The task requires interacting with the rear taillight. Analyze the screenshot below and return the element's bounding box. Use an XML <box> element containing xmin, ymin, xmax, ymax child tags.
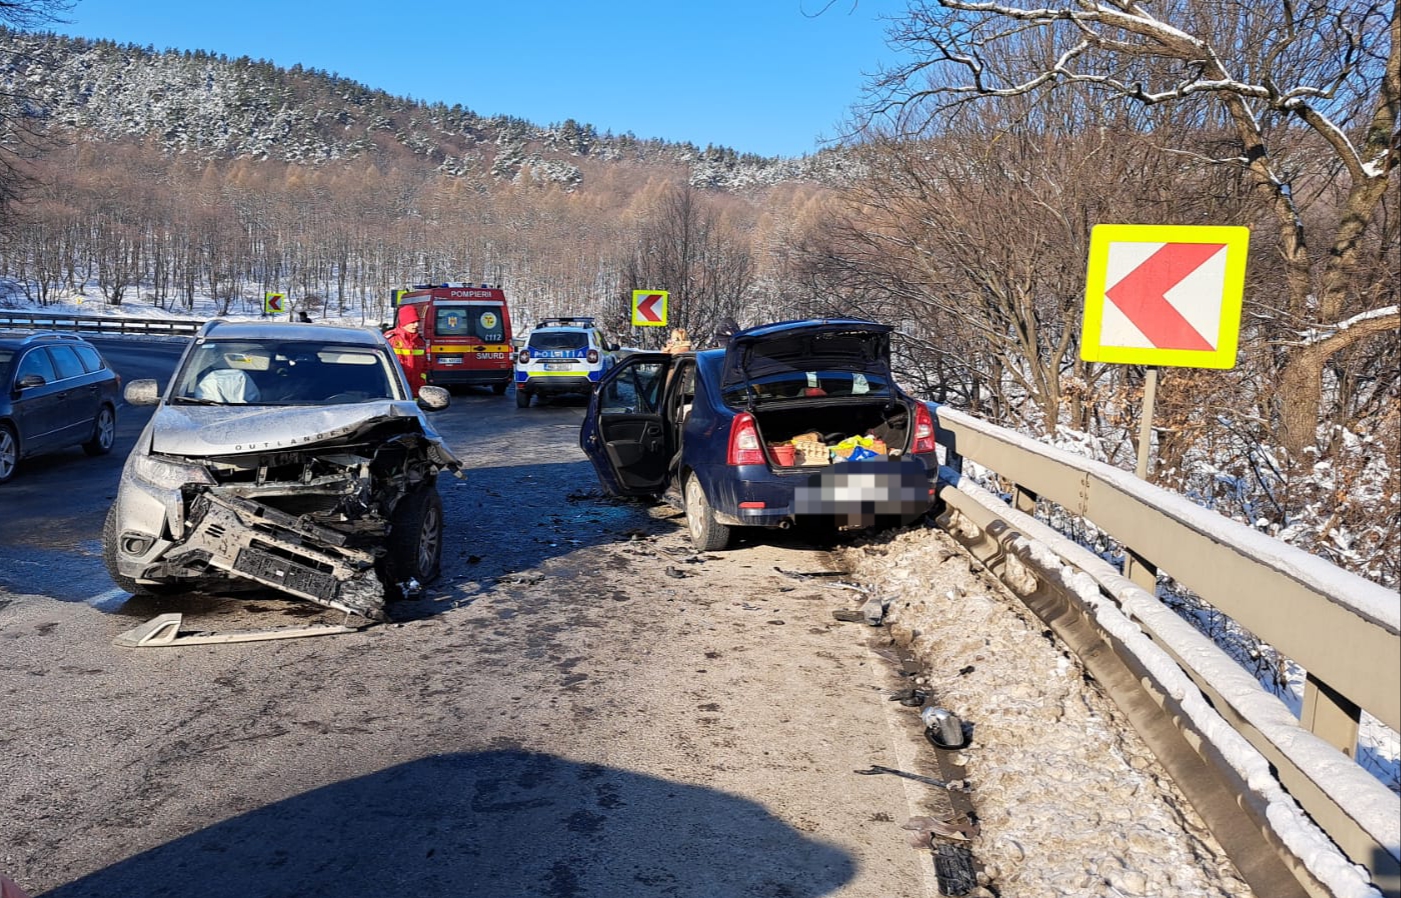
<box><xmin>912</xmin><ymin>402</ymin><xmax>937</xmax><ymax>454</ymax></box>
<box><xmin>587</xmin><ymin>349</ymin><xmax>599</xmax><ymax>364</ymax></box>
<box><xmin>517</xmin><ymin>349</ymin><xmax>530</xmax><ymax>364</ymax></box>
<box><xmin>726</xmin><ymin>412</ymin><xmax>765</xmax><ymax>466</ymax></box>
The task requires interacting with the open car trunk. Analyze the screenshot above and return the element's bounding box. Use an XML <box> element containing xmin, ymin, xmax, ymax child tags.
<box><xmin>750</xmin><ymin>398</ymin><xmax>913</xmax><ymax>467</ymax></box>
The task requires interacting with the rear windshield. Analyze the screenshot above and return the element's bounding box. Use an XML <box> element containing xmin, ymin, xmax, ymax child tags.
<box><xmin>433</xmin><ymin>304</ymin><xmax>507</xmax><ymax>342</ymax></box>
<box><xmin>529</xmin><ymin>331</ymin><xmax>588</xmax><ymax>352</ymax></box>
<box><xmin>721</xmin><ymin>369</ymin><xmax>893</xmax><ymax>407</ymax></box>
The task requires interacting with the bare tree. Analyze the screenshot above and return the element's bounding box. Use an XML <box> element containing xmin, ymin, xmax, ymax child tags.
<box><xmin>619</xmin><ymin>183</ymin><xmax>756</xmax><ymax>348</ymax></box>
<box><xmin>864</xmin><ymin>0</ymin><xmax>1400</xmax><ymax>461</ymax></box>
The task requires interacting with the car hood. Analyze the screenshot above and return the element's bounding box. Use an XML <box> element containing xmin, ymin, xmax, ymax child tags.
<box><xmin>147</xmin><ymin>400</ymin><xmax>462</xmax><ymax>467</ymax></box>
<box><xmin>720</xmin><ymin>318</ymin><xmax>894</xmax><ymax>391</ymax></box>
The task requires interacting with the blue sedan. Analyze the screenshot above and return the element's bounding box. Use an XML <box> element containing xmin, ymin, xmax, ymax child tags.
<box><xmin>579</xmin><ymin>318</ymin><xmax>944</xmax><ymax>550</ymax></box>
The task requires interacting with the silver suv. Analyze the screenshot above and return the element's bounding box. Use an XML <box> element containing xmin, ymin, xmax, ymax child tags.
<box><xmin>513</xmin><ymin>317</ymin><xmax>619</xmax><ymax>408</ymax></box>
<box><xmin>102</xmin><ymin>320</ymin><xmax>462</xmax><ymax>622</ymax></box>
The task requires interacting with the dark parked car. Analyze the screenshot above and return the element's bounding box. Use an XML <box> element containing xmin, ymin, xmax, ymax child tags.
<box><xmin>0</xmin><ymin>332</ymin><xmax>120</xmax><ymax>484</ymax></box>
<box><xmin>580</xmin><ymin>318</ymin><xmax>945</xmax><ymax>550</ymax></box>
<box><xmin>103</xmin><ymin>320</ymin><xmax>462</xmax><ymax>622</ymax></box>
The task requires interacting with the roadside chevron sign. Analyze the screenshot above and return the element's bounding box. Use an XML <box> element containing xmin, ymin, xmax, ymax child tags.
<box><xmin>264</xmin><ymin>292</ymin><xmax>286</xmax><ymax>315</ymax></box>
<box><xmin>631</xmin><ymin>290</ymin><xmax>668</xmax><ymax>327</ymax></box>
<box><xmin>1081</xmin><ymin>224</ymin><xmax>1249</xmax><ymax>369</ymax></box>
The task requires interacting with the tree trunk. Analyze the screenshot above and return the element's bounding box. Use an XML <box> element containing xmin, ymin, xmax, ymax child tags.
<box><xmin>1276</xmin><ymin>311</ymin><xmax>1401</xmax><ymax>458</ymax></box>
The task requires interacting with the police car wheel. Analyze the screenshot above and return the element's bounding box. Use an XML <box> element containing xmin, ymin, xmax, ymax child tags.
<box><xmin>515</xmin><ymin>387</ymin><xmax>531</xmax><ymax>408</ymax></box>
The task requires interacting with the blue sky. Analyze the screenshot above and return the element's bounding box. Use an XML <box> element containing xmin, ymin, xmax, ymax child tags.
<box><xmin>49</xmin><ymin>0</ymin><xmax>911</xmax><ymax>159</ymax></box>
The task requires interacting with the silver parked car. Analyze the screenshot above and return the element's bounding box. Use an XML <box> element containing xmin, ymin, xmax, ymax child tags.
<box><xmin>103</xmin><ymin>320</ymin><xmax>462</xmax><ymax>622</ymax></box>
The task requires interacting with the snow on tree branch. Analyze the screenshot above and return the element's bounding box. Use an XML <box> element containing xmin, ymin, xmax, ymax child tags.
<box><xmin>1290</xmin><ymin>306</ymin><xmax>1401</xmax><ymax>348</ymax></box>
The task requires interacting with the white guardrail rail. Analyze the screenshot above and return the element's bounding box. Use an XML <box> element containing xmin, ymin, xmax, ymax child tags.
<box><xmin>0</xmin><ymin>310</ymin><xmax>203</xmax><ymax>336</ymax></box>
<box><xmin>929</xmin><ymin>404</ymin><xmax>1399</xmax><ymax>898</ymax></box>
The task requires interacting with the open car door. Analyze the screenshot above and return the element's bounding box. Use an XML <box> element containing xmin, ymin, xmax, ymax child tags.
<box><xmin>579</xmin><ymin>352</ymin><xmax>673</xmax><ymax>497</ymax></box>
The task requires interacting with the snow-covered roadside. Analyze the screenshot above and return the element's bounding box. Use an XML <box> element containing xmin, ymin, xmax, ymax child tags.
<box><xmin>835</xmin><ymin>527</ymin><xmax>1257</xmax><ymax>898</ymax></box>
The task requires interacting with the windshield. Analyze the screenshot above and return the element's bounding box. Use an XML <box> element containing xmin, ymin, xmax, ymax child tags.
<box><xmin>721</xmin><ymin>369</ymin><xmax>893</xmax><ymax>407</ymax></box>
<box><xmin>433</xmin><ymin>304</ymin><xmax>507</xmax><ymax>341</ymax></box>
<box><xmin>172</xmin><ymin>339</ymin><xmax>401</xmax><ymax>405</ymax></box>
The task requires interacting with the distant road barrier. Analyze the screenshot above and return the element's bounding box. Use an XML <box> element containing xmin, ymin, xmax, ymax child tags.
<box><xmin>0</xmin><ymin>310</ymin><xmax>202</xmax><ymax>336</ymax></box>
<box><xmin>930</xmin><ymin>404</ymin><xmax>1399</xmax><ymax>898</ymax></box>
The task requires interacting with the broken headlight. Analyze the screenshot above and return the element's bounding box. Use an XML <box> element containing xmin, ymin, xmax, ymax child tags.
<box><xmin>129</xmin><ymin>453</ymin><xmax>216</xmax><ymax>490</ymax></box>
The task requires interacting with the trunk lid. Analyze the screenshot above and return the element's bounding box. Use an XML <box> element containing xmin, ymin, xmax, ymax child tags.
<box><xmin>720</xmin><ymin>319</ymin><xmax>894</xmax><ymax>394</ymax></box>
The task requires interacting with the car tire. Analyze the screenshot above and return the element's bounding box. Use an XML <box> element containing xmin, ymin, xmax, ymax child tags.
<box><xmin>492</xmin><ymin>382</ymin><xmax>508</xmax><ymax>395</ymax></box>
<box><xmin>0</xmin><ymin>422</ymin><xmax>18</xmax><ymax>484</ymax></box>
<box><xmin>83</xmin><ymin>404</ymin><xmax>117</xmax><ymax>456</ymax></box>
<box><xmin>684</xmin><ymin>473</ymin><xmax>730</xmax><ymax>552</ymax></box>
<box><xmin>515</xmin><ymin>386</ymin><xmax>531</xmax><ymax>408</ymax></box>
<box><xmin>383</xmin><ymin>485</ymin><xmax>443</xmax><ymax>599</ymax></box>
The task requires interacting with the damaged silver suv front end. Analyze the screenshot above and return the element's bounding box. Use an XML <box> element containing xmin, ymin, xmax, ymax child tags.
<box><xmin>104</xmin><ymin>322</ymin><xmax>463</xmax><ymax>623</ymax></box>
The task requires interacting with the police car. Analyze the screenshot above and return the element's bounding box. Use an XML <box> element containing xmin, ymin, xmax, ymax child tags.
<box><xmin>514</xmin><ymin>317</ymin><xmax>620</xmax><ymax>407</ymax></box>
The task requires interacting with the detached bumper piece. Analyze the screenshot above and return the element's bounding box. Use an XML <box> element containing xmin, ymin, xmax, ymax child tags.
<box><xmin>113</xmin><ymin>613</ymin><xmax>361</xmax><ymax>648</ymax></box>
<box><xmin>172</xmin><ymin>492</ymin><xmax>387</xmax><ymax>621</ymax></box>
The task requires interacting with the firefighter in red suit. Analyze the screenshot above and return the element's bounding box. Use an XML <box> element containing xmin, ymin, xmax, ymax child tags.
<box><xmin>387</xmin><ymin>303</ymin><xmax>429</xmax><ymax>397</ymax></box>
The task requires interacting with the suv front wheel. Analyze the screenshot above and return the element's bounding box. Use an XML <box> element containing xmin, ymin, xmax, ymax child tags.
<box><xmin>383</xmin><ymin>485</ymin><xmax>443</xmax><ymax>599</ymax></box>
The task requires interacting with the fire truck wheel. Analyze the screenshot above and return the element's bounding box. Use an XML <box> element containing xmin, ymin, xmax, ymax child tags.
<box><xmin>492</xmin><ymin>382</ymin><xmax>508</xmax><ymax>395</ymax></box>
<box><xmin>515</xmin><ymin>386</ymin><xmax>531</xmax><ymax>408</ymax></box>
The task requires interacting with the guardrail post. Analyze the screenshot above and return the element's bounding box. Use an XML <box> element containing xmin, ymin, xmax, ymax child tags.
<box><xmin>1124</xmin><ymin>547</ymin><xmax>1158</xmax><ymax>594</ymax></box>
<box><xmin>1301</xmin><ymin>673</ymin><xmax>1361</xmax><ymax>757</ymax></box>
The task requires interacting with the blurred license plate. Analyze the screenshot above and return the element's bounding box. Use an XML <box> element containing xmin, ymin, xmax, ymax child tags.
<box><xmin>438</xmin><ymin>357</ymin><xmax>462</xmax><ymax>365</ymax></box>
<box><xmin>794</xmin><ymin>459</ymin><xmax>931</xmax><ymax>517</ymax></box>
<box><xmin>544</xmin><ymin>363</ymin><xmax>574</xmax><ymax>371</ymax></box>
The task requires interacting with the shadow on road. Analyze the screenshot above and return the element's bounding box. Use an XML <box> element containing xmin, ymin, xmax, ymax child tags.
<box><xmin>39</xmin><ymin>750</ymin><xmax>856</xmax><ymax>898</ymax></box>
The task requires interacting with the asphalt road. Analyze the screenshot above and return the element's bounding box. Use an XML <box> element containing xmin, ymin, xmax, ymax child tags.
<box><xmin>0</xmin><ymin>338</ymin><xmax>940</xmax><ymax>898</ymax></box>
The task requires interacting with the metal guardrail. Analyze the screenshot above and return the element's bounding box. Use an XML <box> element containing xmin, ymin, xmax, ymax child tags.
<box><xmin>930</xmin><ymin>404</ymin><xmax>1400</xmax><ymax>898</ymax></box>
<box><xmin>0</xmin><ymin>310</ymin><xmax>202</xmax><ymax>336</ymax></box>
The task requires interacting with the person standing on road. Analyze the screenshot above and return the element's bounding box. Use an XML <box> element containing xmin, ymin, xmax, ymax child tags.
<box><xmin>387</xmin><ymin>304</ymin><xmax>429</xmax><ymax>396</ymax></box>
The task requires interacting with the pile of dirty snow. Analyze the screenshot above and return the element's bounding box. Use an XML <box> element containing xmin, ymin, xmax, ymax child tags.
<box><xmin>834</xmin><ymin>526</ymin><xmax>1255</xmax><ymax>898</ymax></box>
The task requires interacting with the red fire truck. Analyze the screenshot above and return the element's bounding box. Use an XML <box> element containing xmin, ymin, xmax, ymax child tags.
<box><xmin>390</xmin><ymin>284</ymin><xmax>515</xmax><ymax>394</ymax></box>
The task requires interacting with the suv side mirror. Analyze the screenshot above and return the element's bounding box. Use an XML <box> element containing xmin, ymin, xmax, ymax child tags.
<box><xmin>16</xmin><ymin>373</ymin><xmax>46</xmax><ymax>390</ymax></box>
<box><xmin>124</xmin><ymin>379</ymin><xmax>162</xmax><ymax>406</ymax></box>
<box><xmin>417</xmin><ymin>385</ymin><xmax>450</xmax><ymax>411</ymax></box>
